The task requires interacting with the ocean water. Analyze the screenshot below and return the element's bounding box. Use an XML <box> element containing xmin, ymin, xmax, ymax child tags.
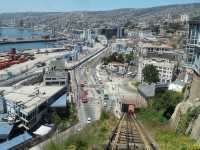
<box><xmin>0</xmin><ymin>27</ymin><xmax>59</xmax><ymax>52</ymax></box>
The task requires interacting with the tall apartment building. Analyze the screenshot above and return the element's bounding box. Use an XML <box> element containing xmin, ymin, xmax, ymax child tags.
<box><xmin>185</xmin><ymin>21</ymin><xmax>200</xmax><ymax>75</ymax></box>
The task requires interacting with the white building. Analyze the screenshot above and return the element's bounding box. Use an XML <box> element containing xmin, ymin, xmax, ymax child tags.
<box><xmin>72</xmin><ymin>29</ymin><xmax>85</xmax><ymax>41</ymax></box>
<box><xmin>137</xmin><ymin>57</ymin><xmax>176</xmax><ymax>83</ymax></box>
<box><xmin>180</xmin><ymin>14</ymin><xmax>189</xmax><ymax>23</ymax></box>
<box><xmin>168</xmin><ymin>80</ymin><xmax>185</xmax><ymax>92</ymax></box>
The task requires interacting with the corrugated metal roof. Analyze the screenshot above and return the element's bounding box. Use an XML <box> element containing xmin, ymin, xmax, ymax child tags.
<box><xmin>0</xmin><ymin>132</ymin><xmax>32</xmax><ymax>150</ymax></box>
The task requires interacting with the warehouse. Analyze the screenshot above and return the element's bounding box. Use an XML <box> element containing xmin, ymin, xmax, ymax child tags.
<box><xmin>0</xmin><ymin>85</ymin><xmax>67</xmax><ymax>130</ymax></box>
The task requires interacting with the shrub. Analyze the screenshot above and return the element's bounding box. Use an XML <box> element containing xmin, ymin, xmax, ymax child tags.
<box><xmin>100</xmin><ymin>111</ymin><xmax>109</xmax><ymax>121</ymax></box>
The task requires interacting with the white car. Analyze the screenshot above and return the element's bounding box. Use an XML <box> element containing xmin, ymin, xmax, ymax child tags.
<box><xmin>87</xmin><ymin>117</ymin><xmax>91</xmax><ymax>124</ymax></box>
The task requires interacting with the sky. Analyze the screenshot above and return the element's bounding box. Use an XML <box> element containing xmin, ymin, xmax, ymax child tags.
<box><xmin>0</xmin><ymin>0</ymin><xmax>200</xmax><ymax>12</ymax></box>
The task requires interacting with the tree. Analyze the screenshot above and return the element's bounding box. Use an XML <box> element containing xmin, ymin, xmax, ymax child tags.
<box><xmin>52</xmin><ymin>112</ymin><xmax>62</xmax><ymax>128</ymax></box>
<box><xmin>142</xmin><ymin>64</ymin><xmax>159</xmax><ymax>83</ymax></box>
<box><xmin>116</xmin><ymin>53</ymin><xmax>125</xmax><ymax>63</ymax></box>
<box><xmin>151</xmin><ymin>91</ymin><xmax>183</xmax><ymax>119</ymax></box>
<box><xmin>125</xmin><ymin>53</ymin><xmax>134</xmax><ymax>63</ymax></box>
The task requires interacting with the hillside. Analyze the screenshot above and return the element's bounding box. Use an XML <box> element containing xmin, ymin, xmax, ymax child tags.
<box><xmin>1</xmin><ymin>3</ymin><xmax>200</xmax><ymax>26</ymax></box>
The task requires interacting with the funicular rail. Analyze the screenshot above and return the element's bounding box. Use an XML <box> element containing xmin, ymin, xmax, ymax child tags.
<box><xmin>105</xmin><ymin>113</ymin><xmax>157</xmax><ymax>150</ymax></box>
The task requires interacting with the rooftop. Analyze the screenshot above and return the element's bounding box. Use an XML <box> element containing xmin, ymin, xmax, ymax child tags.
<box><xmin>173</xmin><ymin>80</ymin><xmax>185</xmax><ymax>87</ymax></box>
<box><xmin>0</xmin><ymin>132</ymin><xmax>32</xmax><ymax>150</ymax></box>
<box><xmin>138</xmin><ymin>83</ymin><xmax>156</xmax><ymax>99</ymax></box>
<box><xmin>0</xmin><ymin>122</ymin><xmax>13</xmax><ymax>139</ymax></box>
<box><xmin>45</xmin><ymin>71</ymin><xmax>68</xmax><ymax>78</ymax></box>
<box><xmin>140</xmin><ymin>43</ymin><xmax>173</xmax><ymax>49</ymax></box>
<box><xmin>1</xmin><ymin>86</ymin><xmax>64</xmax><ymax>113</ymax></box>
<box><xmin>143</xmin><ymin>57</ymin><xmax>175</xmax><ymax>65</ymax></box>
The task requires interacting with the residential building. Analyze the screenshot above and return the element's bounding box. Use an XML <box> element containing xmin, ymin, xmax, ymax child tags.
<box><xmin>185</xmin><ymin>21</ymin><xmax>200</xmax><ymax>75</ymax></box>
<box><xmin>137</xmin><ymin>57</ymin><xmax>176</xmax><ymax>83</ymax></box>
<box><xmin>117</xmin><ymin>27</ymin><xmax>124</xmax><ymax>38</ymax></box>
<box><xmin>100</xmin><ymin>27</ymin><xmax>124</xmax><ymax>39</ymax></box>
<box><xmin>139</xmin><ymin>42</ymin><xmax>177</xmax><ymax>61</ymax></box>
<box><xmin>139</xmin><ymin>43</ymin><xmax>174</xmax><ymax>55</ymax></box>
<box><xmin>180</xmin><ymin>14</ymin><xmax>189</xmax><ymax>23</ymax></box>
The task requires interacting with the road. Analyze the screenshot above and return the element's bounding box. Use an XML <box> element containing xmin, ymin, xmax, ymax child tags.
<box><xmin>76</xmin><ymin>47</ymin><xmax>110</xmax><ymax>124</ymax></box>
<box><xmin>29</xmin><ymin>44</ymin><xmax>110</xmax><ymax>150</ymax></box>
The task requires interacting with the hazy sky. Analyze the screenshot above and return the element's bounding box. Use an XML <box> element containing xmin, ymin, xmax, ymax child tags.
<box><xmin>0</xmin><ymin>0</ymin><xmax>200</xmax><ymax>12</ymax></box>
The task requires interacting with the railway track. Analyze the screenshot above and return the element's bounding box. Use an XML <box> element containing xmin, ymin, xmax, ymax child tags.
<box><xmin>106</xmin><ymin>113</ymin><xmax>157</xmax><ymax>150</ymax></box>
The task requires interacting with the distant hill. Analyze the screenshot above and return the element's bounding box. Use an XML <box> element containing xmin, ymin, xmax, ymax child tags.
<box><xmin>1</xmin><ymin>3</ymin><xmax>200</xmax><ymax>26</ymax></box>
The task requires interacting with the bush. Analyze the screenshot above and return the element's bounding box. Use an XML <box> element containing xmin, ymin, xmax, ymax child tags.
<box><xmin>137</xmin><ymin>108</ymin><xmax>167</xmax><ymax>124</ymax></box>
<box><xmin>100</xmin><ymin>111</ymin><xmax>109</xmax><ymax>121</ymax></box>
<box><xmin>176</xmin><ymin>114</ymin><xmax>189</xmax><ymax>134</ymax></box>
<box><xmin>150</xmin><ymin>91</ymin><xmax>183</xmax><ymax>119</ymax></box>
<box><xmin>44</xmin><ymin>140</ymin><xmax>64</xmax><ymax>150</ymax></box>
<box><xmin>177</xmin><ymin>106</ymin><xmax>200</xmax><ymax>134</ymax></box>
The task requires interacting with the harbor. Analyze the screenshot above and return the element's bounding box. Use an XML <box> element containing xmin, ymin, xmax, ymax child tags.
<box><xmin>0</xmin><ymin>27</ymin><xmax>60</xmax><ymax>52</ymax></box>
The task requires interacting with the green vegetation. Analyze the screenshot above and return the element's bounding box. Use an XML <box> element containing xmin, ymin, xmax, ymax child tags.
<box><xmin>45</xmin><ymin>111</ymin><xmax>118</xmax><ymax>150</ymax></box>
<box><xmin>150</xmin><ymin>90</ymin><xmax>183</xmax><ymax>119</ymax></box>
<box><xmin>163</xmin><ymin>23</ymin><xmax>183</xmax><ymax>34</ymax></box>
<box><xmin>102</xmin><ymin>52</ymin><xmax>134</xmax><ymax>65</ymax></box>
<box><xmin>170</xmin><ymin>34</ymin><xmax>185</xmax><ymax>49</ymax></box>
<box><xmin>154</xmin><ymin>129</ymin><xmax>197</xmax><ymax>150</ymax></box>
<box><xmin>52</xmin><ymin>103</ymin><xmax>78</xmax><ymax>131</ymax></box>
<box><xmin>135</xmin><ymin>90</ymin><xmax>198</xmax><ymax>150</ymax></box>
<box><xmin>137</xmin><ymin>90</ymin><xmax>182</xmax><ymax>123</ymax></box>
<box><xmin>176</xmin><ymin>106</ymin><xmax>200</xmax><ymax>135</ymax></box>
<box><xmin>142</xmin><ymin>64</ymin><xmax>159</xmax><ymax>84</ymax></box>
<box><xmin>191</xmin><ymin>16</ymin><xmax>200</xmax><ymax>21</ymax></box>
<box><xmin>137</xmin><ymin>108</ymin><xmax>197</xmax><ymax>150</ymax></box>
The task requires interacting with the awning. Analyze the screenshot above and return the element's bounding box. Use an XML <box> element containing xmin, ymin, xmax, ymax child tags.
<box><xmin>51</xmin><ymin>94</ymin><xmax>68</xmax><ymax>108</ymax></box>
<box><xmin>33</xmin><ymin>125</ymin><xmax>52</xmax><ymax>136</ymax></box>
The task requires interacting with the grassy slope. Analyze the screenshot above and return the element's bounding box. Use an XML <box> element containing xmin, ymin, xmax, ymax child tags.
<box><xmin>44</xmin><ymin>112</ymin><xmax>118</xmax><ymax>150</ymax></box>
<box><xmin>136</xmin><ymin>109</ymin><xmax>198</xmax><ymax>150</ymax></box>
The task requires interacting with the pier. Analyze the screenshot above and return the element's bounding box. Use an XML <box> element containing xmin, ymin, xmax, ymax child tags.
<box><xmin>0</xmin><ymin>37</ymin><xmax>67</xmax><ymax>44</ymax></box>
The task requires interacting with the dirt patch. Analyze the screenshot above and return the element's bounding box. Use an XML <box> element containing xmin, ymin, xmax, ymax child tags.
<box><xmin>189</xmin><ymin>75</ymin><xmax>200</xmax><ymax>102</ymax></box>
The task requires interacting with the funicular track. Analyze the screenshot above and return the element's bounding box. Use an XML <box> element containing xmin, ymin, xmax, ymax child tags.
<box><xmin>106</xmin><ymin>113</ymin><xmax>157</xmax><ymax>150</ymax></box>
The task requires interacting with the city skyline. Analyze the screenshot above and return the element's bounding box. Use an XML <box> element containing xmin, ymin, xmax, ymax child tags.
<box><xmin>0</xmin><ymin>0</ymin><xmax>200</xmax><ymax>12</ymax></box>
